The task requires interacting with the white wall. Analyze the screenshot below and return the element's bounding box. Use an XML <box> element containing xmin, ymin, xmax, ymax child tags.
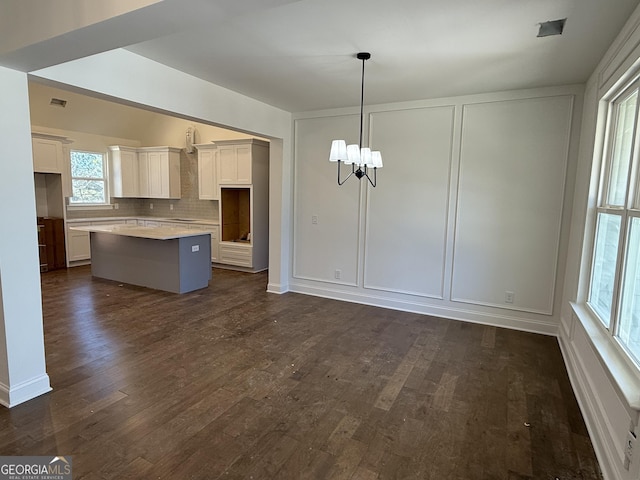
<box><xmin>291</xmin><ymin>86</ymin><xmax>581</xmax><ymax>335</ymax></box>
<box><xmin>0</xmin><ymin>67</ymin><xmax>51</xmax><ymax>407</ymax></box>
<box><xmin>559</xmin><ymin>4</ymin><xmax>640</xmax><ymax>479</ymax></box>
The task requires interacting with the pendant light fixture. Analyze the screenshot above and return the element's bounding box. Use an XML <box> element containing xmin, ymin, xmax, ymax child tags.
<box><xmin>329</xmin><ymin>52</ymin><xmax>383</xmax><ymax>187</ymax></box>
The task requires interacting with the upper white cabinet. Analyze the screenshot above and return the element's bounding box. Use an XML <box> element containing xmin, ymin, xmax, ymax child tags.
<box><xmin>195</xmin><ymin>143</ymin><xmax>218</xmax><ymax>200</ymax></box>
<box><xmin>139</xmin><ymin>147</ymin><xmax>181</xmax><ymax>199</ymax></box>
<box><xmin>109</xmin><ymin>146</ymin><xmax>181</xmax><ymax>199</ymax></box>
<box><xmin>216</xmin><ymin>139</ymin><xmax>268</xmax><ymax>185</ymax></box>
<box><xmin>32</xmin><ymin>133</ymin><xmax>64</xmax><ymax>173</ymax></box>
<box><xmin>32</xmin><ymin>132</ymin><xmax>72</xmax><ymax>197</ymax></box>
<box><xmin>109</xmin><ymin>146</ymin><xmax>139</xmax><ymax>197</ymax></box>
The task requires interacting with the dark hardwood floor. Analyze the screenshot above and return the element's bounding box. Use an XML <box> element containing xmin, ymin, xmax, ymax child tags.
<box><xmin>0</xmin><ymin>266</ymin><xmax>600</xmax><ymax>479</ymax></box>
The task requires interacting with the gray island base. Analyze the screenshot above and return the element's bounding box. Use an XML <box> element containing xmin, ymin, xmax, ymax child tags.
<box><xmin>72</xmin><ymin>225</ymin><xmax>213</xmax><ymax>294</ymax></box>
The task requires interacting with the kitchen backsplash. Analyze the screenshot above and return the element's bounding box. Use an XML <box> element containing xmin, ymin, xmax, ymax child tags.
<box><xmin>66</xmin><ymin>149</ymin><xmax>219</xmax><ymax>221</ymax></box>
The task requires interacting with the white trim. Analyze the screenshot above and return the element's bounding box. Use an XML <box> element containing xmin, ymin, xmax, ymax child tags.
<box><xmin>67</xmin><ymin>204</ymin><xmax>115</xmax><ymax>211</ymax></box>
<box><xmin>266</xmin><ymin>283</ymin><xmax>288</xmax><ymax>294</ymax></box>
<box><xmin>571</xmin><ymin>302</ymin><xmax>640</xmax><ymax>409</ymax></box>
<box><xmin>0</xmin><ymin>374</ymin><xmax>51</xmax><ymax>408</ymax></box>
<box><xmin>289</xmin><ymin>281</ymin><xmax>558</xmax><ymax>336</ymax></box>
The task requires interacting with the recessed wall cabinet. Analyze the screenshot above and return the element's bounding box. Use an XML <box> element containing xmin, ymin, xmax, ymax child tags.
<box><xmin>217</xmin><ymin>139</ymin><xmax>269</xmax><ymax>272</ymax></box>
<box><xmin>194</xmin><ymin>143</ymin><xmax>219</xmax><ymax>200</ymax></box>
<box><xmin>109</xmin><ymin>146</ymin><xmax>181</xmax><ymax>199</ymax></box>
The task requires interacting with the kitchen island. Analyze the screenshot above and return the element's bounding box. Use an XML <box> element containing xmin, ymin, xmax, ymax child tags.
<box><xmin>70</xmin><ymin>224</ymin><xmax>213</xmax><ymax>293</ymax></box>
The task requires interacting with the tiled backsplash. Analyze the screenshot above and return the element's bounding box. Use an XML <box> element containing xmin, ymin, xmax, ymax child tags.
<box><xmin>66</xmin><ymin>150</ymin><xmax>219</xmax><ymax>221</ymax></box>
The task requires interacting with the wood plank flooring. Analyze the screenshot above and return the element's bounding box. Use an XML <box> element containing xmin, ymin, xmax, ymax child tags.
<box><xmin>0</xmin><ymin>266</ymin><xmax>601</xmax><ymax>479</ymax></box>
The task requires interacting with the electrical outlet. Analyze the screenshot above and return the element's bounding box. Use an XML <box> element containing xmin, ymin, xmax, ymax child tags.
<box><xmin>170</xmin><ymin>204</ymin><xmax>174</xmax><ymax>211</ymax></box>
<box><xmin>505</xmin><ymin>291</ymin><xmax>515</xmax><ymax>304</ymax></box>
<box><xmin>150</xmin><ymin>203</ymin><xmax>154</xmax><ymax>210</ymax></box>
<box><xmin>114</xmin><ymin>203</ymin><xmax>119</xmax><ymax>210</ymax></box>
<box><xmin>334</xmin><ymin>269</ymin><xmax>341</xmax><ymax>280</ymax></box>
<box><xmin>191</xmin><ymin>245</ymin><xmax>200</xmax><ymax>252</ymax></box>
<box><xmin>312</xmin><ymin>215</ymin><xmax>318</xmax><ymax>225</ymax></box>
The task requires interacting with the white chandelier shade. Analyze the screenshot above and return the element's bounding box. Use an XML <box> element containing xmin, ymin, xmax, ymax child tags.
<box><xmin>329</xmin><ymin>140</ymin><xmax>383</xmax><ymax>169</ymax></box>
<box><xmin>328</xmin><ymin>52</ymin><xmax>383</xmax><ymax>187</ymax></box>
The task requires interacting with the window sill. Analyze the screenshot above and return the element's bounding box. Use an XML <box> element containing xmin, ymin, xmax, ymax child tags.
<box><xmin>570</xmin><ymin>302</ymin><xmax>640</xmax><ymax>410</ymax></box>
<box><xmin>67</xmin><ymin>204</ymin><xmax>115</xmax><ymax>211</ymax></box>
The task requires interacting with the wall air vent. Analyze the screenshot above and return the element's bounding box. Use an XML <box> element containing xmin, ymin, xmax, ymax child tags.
<box><xmin>537</xmin><ymin>18</ymin><xmax>566</xmax><ymax>37</ymax></box>
<box><xmin>49</xmin><ymin>98</ymin><xmax>67</xmax><ymax>108</ymax></box>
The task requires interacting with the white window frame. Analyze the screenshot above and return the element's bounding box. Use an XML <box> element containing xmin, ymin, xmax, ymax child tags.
<box><xmin>69</xmin><ymin>149</ymin><xmax>110</xmax><ymax>207</ymax></box>
<box><xmin>586</xmin><ymin>74</ymin><xmax>640</xmax><ymax>370</ymax></box>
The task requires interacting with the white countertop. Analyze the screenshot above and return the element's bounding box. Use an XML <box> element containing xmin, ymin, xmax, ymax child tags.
<box><xmin>70</xmin><ymin>224</ymin><xmax>214</xmax><ymax>240</ymax></box>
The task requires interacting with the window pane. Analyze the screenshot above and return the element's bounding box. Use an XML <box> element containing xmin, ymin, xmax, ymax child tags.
<box><xmin>618</xmin><ymin>217</ymin><xmax>640</xmax><ymax>362</ymax></box>
<box><xmin>71</xmin><ymin>152</ymin><xmax>104</xmax><ymax>178</ymax></box>
<box><xmin>606</xmin><ymin>90</ymin><xmax>637</xmax><ymax>206</ymax></box>
<box><xmin>70</xmin><ymin>179</ymin><xmax>105</xmax><ymax>204</ymax></box>
<box><xmin>589</xmin><ymin>213</ymin><xmax>622</xmax><ymax>327</ymax></box>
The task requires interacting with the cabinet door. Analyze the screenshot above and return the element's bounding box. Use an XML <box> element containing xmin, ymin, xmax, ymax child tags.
<box><xmin>120</xmin><ymin>150</ymin><xmax>139</xmax><ymax>196</ymax></box>
<box><xmin>112</xmin><ymin>149</ymin><xmax>139</xmax><ymax>197</ymax></box>
<box><xmin>210</xmin><ymin>226</ymin><xmax>219</xmax><ymax>262</ymax></box>
<box><xmin>198</xmin><ymin>149</ymin><xmax>218</xmax><ymax>199</ymax></box>
<box><xmin>67</xmin><ymin>224</ymin><xmax>91</xmax><ymax>261</ymax></box>
<box><xmin>235</xmin><ymin>145</ymin><xmax>252</xmax><ymax>184</ymax></box>
<box><xmin>138</xmin><ymin>152</ymin><xmax>150</xmax><ymax>197</ymax></box>
<box><xmin>147</xmin><ymin>151</ymin><xmax>165</xmax><ymax>197</ymax></box>
<box><xmin>218</xmin><ymin>146</ymin><xmax>238</xmax><ymax>184</ymax></box>
<box><xmin>32</xmin><ymin>138</ymin><xmax>63</xmax><ymax>173</ymax></box>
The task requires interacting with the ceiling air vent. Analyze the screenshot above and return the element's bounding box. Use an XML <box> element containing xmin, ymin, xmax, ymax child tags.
<box><xmin>49</xmin><ymin>98</ymin><xmax>67</xmax><ymax>108</ymax></box>
<box><xmin>537</xmin><ymin>18</ymin><xmax>566</xmax><ymax>37</ymax></box>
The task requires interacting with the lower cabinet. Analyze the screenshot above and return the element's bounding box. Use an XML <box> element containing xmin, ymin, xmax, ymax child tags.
<box><xmin>219</xmin><ymin>242</ymin><xmax>252</xmax><ymax>268</ymax></box>
<box><xmin>67</xmin><ymin>220</ymin><xmax>126</xmax><ymax>264</ymax></box>
<box><xmin>67</xmin><ymin>222</ymin><xmax>91</xmax><ymax>262</ymax></box>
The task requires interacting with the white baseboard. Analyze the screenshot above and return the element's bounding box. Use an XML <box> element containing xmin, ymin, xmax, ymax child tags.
<box><xmin>0</xmin><ymin>374</ymin><xmax>51</xmax><ymax>408</ymax></box>
<box><xmin>267</xmin><ymin>282</ymin><xmax>288</xmax><ymax>294</ymax></box>
<box><xmin>558</xmin><ymin>333</ymin><xmax>633</xmax><ymax>480</ymax></box>
<box><xmin>289</xmin><ymin>282</ymin><xmax>558</xmax><ymax>336</ymax></box>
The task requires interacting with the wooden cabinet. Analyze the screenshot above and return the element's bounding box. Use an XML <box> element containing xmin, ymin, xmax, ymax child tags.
<box><xmin>110</xmin><ymin>146</ymin><xmax>139</xmax><ymax>197</ymax></box>
<box><xmin>109</xmin><ymin>146</ymin><xmax>181</xmax><ymax>199</ymax></box>
<box><xmin>195</xmin><ymin>144</ymin><xmax>218</xmax><ymax>200</ymax></box>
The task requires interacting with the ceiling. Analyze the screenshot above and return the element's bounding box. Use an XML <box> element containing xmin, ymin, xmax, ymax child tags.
<box><xmin>4</xmin><ymin>0</ymin><xmax>640</xmax><ymax>113</ymax></box>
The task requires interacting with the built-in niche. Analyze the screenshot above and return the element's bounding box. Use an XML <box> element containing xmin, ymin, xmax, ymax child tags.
<box><xmin>221</xmin><ymin>187</ymin><xmax>251</xmax><ymax>243</ymax></box>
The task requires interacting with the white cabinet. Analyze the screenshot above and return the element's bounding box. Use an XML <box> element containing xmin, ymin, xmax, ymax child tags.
<box><xmin>67</xmin><ymin>220</ymin><xmax>126</xmax><ymax>264</ymax></box>
<box><xmin>67</xmin><ymin>222</ymin><xmax>91</xmax><ymax>262</ymax></box>
<box><xmin>195</xmin><ymin>144</ymin><xmax>218</xmax><ymax>200</ymax></box>
<box><xmin>109</xmin><ymin>146</ymin><xmax>139</xmax><ymax>197</ymax></box>
<box><xmin>217</xmin><ymin>140</ymin><xmax>262</xmax><ymax>185</ymax></box>
<box><xmin>138</xmin><ymin>147</ymin><xmax>181</xmax><ymax>199</ymax></box>
<box><xmin>109</xmin><ymin>146</ymin><xmax>181</xmax><ymax>199</ymax></box>
<box><xmin>216</xmin><ymin>138</ymin><xmax>269</xmax><ymax>272</ymax></box>
<box><xmin>32</xmin><ymin>134</ymin><xmax>64</xmax><ymax>174</ymax></box>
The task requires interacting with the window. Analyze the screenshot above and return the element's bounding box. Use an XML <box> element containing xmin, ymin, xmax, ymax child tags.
<box><xmin>69</xmin><ymin>150</ymin><xmax>108</xmax><ymax>205</ymax></box>
<box><xmin>588</xmin><ymin>78</ymin><xmax>640</xmax><ymax>364</ymax></box>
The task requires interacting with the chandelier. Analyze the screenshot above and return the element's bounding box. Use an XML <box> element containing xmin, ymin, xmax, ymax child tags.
<box><xmin>329</xmin><ymin>52</ymin><xmax>383</xmax><ymax>187</ymax></box>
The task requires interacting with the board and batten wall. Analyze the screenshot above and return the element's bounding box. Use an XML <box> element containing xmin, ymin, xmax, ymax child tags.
<box><xmin>292</xmin><ymin>85</ymin><xmax>581</xmax><ymax>334</ymax></box>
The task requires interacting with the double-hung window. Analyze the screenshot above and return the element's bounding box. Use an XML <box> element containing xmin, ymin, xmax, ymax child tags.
<box><xmin>588</xmin><ymin>78</ymin><xmax>640</xmax><ymax>365</ymax></box>
<box><xmin>69</xmin><ymin>150</ymin><xmax>109</xmax><ymax>205</ymax></box>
